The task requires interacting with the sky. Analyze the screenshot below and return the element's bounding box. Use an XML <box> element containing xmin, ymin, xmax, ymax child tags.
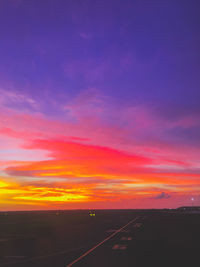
<box><xmin>0</xmin><ymin>0</ymin><xmax>200</xmax><ymax>210</ymax></box>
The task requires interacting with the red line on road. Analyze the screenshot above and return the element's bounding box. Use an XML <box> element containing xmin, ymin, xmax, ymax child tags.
<box><xmin>66</xmin><ymin>216</ymin><xmax>139</xmax><ymax>267</ymax></box>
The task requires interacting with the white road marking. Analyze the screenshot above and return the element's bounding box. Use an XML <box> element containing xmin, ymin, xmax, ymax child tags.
<box><xmin>133</xmin><ymin>222</ymin><xmax>142</xmax><ymax>228</ymax></box>
<box><xmin>112</xmin><ymin>244</ymin><xmax>127</xmax><ymax>250</ymax></box>
<box><xmin>66</xmin><ymin>216</ymin><xmax>139</xmax><ymax>267</ymax></box>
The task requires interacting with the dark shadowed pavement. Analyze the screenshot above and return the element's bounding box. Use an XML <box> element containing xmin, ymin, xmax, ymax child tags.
<box><xmin>0</xmin><ymin>210</ymin><xmax>199</xmax><ymax>267</ymax></box>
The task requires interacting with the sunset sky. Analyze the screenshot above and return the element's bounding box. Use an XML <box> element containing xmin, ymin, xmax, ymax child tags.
<box><xmin>0</xmin><ymin>0</ymin><xmax>200</xmax><ymax>210</ymax></box>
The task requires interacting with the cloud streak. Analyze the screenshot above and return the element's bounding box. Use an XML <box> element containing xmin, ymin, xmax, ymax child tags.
<box><xmin>0</xmin><ymin>89</ymin><xmax>200</xmax><ymax>209</ymax></box>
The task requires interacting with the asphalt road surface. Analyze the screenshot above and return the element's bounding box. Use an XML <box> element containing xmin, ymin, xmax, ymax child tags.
<box><xmin>0</xmin><ymin>210</ymin><xmax>199</xmax><ymax>267</ymax></box>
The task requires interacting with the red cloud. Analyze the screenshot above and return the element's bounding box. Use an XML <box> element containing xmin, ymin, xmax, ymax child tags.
<box><xmin>6</xmin><ymin>138</ymin><xmax>152</xmax><ymax>179</ymax></box>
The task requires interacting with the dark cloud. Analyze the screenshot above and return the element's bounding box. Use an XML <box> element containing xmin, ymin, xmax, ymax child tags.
<box><xmin>153</xmin><ymin>192</ymin><xmax>171</xmax><ymax>199</ymax></box>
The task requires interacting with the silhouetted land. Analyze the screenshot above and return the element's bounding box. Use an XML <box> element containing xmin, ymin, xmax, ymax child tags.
<box><xmin>0</xmin><ymin>209</ymin><xmax>200</xmax><ymax>267</ymax></box>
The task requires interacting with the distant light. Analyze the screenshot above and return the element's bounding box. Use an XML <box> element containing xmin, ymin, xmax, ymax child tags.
<box><xmin>191</xmin><ymin>197</ymin><xmax>194</xmax><ymax>201</ymax></box>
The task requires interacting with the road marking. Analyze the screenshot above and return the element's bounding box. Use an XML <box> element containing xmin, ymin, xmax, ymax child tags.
<box><xmin>106</xmin><ymin>229</ymin><xmax>130</xmax><ymax>233</ymax></box>
<box><xmin>112</xmin><ymin>244</ymin><xmax>127</xmax><ymax>250</ymax></box>
<box><xmin>133</xmin><ymin>222</ymin><xmax>142</xmax><ymax>228</ymax></box>
<box><xmin>66</xmin><ymin>216</ymin><xmax>139</xmax><ymax>267</ymax></box>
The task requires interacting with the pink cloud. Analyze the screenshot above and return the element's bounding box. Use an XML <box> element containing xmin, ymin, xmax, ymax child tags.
<box><xmin>0</xmin><ymin>89</ymin><xmax>199</xmax><ymax>184</ymax></box>
<box><xmin>0</xmin><ymin>88</ymin><xmax>39</xmax><ymax>110</ymax></box>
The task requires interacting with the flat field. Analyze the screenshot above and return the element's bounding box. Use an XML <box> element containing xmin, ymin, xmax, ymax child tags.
<box><xmin>0</xmin><ymin>210</ymin><xmax>199</xmax><ymax>267</ymax></box>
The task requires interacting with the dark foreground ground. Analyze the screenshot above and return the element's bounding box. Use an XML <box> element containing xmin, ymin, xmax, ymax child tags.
<box><xmin>0</xmin><ymin>209</ymin><xmax>200</xmax><ymax>267</ymax></box>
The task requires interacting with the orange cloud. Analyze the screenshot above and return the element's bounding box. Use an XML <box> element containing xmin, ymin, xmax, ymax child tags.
<box><xmin>0</xmin><ymin>178</ymin><xmax>92</xmax><ymax>208</ymax></box>
<box><xmin>0</xmin><ymin>98</ymin><xmax>200</xmax><ymax>210</ymax></box>
<box><xmin>2</xmin><ymin>137</ymin><xmax>200</xmax><ymax>210</ymax></box>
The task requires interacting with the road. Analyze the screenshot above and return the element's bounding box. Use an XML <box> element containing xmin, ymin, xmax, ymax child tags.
<box><xmin>0</xmin><ymin>210</ymin><xmax>199</xmax><ymax>267</ymax></box>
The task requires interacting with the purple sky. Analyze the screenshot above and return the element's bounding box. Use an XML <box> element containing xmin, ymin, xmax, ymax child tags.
<box><xmin>0</xmin><ymin>0</ymin><xmax>200</xmax><ymax>210</ymax></box>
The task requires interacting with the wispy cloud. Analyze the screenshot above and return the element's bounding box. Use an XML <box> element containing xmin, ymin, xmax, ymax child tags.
<box><xmin>0</xmin><ymin>88</ymin><xmax>39</xmax><ymax>110</ymax></box>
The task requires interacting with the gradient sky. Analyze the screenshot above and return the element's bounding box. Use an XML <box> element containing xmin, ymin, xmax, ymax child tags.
<box><xmin>0</xmin><ymin>0</ymin><xmax>200</xmax><ymax>210</ymax></box>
